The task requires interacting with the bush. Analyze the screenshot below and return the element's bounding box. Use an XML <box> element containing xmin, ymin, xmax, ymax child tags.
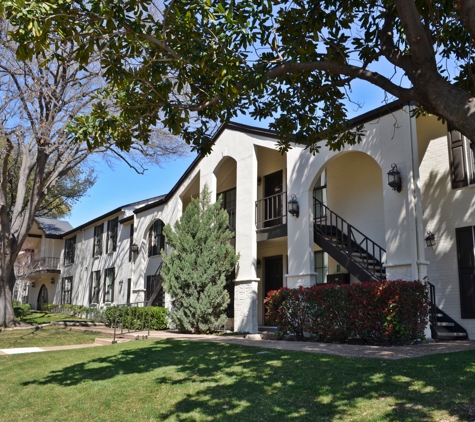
<box><xmin>105</xmin><ymin>306</ymin><xmax>167</xmax><ymax>330</ymax></box>
<box><xmin>13</xmin><ymin>303</ymin><xmax>31</xmax><ymax>319</ymax></box>
<box><xmin>264</xmin><ymin>280</ymin><xmax>429</xmax><ymax>343</ymax></box>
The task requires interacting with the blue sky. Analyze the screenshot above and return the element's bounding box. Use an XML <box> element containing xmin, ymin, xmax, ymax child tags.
<box><xmin>66</xmin><ymin>78</ymin><xmax>396</xmax><ymax>228</ymax></box>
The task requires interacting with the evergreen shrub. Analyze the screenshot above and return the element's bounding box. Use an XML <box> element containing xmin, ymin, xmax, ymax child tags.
<box><xmin>13</xmin><ymin>303</ymin><xmax>31</xmax><ymax>319</ymax></box>
<box><xmin>264</xmin><ymin>280</ymin><xmax>429</xmax><ymax>343</ymax></box>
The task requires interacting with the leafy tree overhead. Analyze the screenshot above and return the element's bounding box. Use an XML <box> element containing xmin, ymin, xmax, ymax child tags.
<box><xmin>2</xmin><ymin>0</ymin><xmax>475</xmax><ymax>154</ymax></box>
<box><xmin>161</xmin><ymin>185</ymin><xmax>239</xmax><ymax>334</ymax></box>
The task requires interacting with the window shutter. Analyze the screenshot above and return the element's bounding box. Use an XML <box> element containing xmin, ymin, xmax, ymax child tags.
<box><xmin>448</xmin><ymin>128</ymin><xmax>468</xmax><ymax>189</ymax></box>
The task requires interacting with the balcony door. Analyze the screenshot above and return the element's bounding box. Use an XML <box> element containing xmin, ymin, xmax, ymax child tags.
<box><xmin>264</xmin><ymin>170</ymin><xmax>283</xmax><ymax>227</ymax></box>
<box><xmin>456</xmin><ymin>227</ymin><xmax>475</xmax><ymax>318</ymax></box>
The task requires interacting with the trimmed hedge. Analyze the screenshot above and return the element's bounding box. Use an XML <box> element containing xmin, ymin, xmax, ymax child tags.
<box><xmin>104</xmin><ymin>306</ymin><xmax>168</xmax><ymax>331</ymax></box>
<box><xmin>13</xmin><ymin>303</ymin><xmax>31</xmax><ymax>319</ymax></box>
<box><xmin>264</xmin><ymin>280</ymin><xmax>429</xmax><ymax>343</ymax></box>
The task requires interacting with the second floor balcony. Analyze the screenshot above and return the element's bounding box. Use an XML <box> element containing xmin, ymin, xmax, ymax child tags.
<box><xmin>15</xmin><ymin>256</ymin><xmax>61</xmax><ymax>278</ymax></box>
<box><xmin>255</xmin><ymin>192</ymin><xmax>287</xmax><ymax>230</ymax></box>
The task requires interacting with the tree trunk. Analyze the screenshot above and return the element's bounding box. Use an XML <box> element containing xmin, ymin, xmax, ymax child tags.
<box><xmin>0</xmin><ymin>269</ymin><xmax>19</xmax><ymax>327</ymax></box>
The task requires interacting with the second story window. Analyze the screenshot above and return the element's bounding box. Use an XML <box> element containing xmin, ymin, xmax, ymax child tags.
<box><xmin>64</xmin><ymin>236</ymin><xmax>76</xmax><ymax>265</ymax></box>
<box><xmin>148</xmin><ymin>220</ymin><xmax>165</xmax><ymax>257</ymax></box>
<box><xmin>93</xmin><ymin>223</ymin><xmax>104</xmax><ymax>256</ymax></box>
<box><xmin>107</xmin><ymin>217</ymin><xmax>119</xmax><ymax>253</ymax></box>
<box><xmin>91</xmin><ymin>271</ymin><xmax>100</xmax><ymax>304</ymax></box>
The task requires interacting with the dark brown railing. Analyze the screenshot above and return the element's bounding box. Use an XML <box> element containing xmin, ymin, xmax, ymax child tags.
<box><xmin>427</xmin><ymin>281</ymin><xmax>437</xmax><ymax>331</ymax></box>
<box><xmin>255</xmin><ymin>192</ymin><xmax>287</xmax><ymax>229</ymax></box>
<box><xmin>313</xmin><ymin>197</ymin><xmax>386</xmax><ymax>281</ymax></box>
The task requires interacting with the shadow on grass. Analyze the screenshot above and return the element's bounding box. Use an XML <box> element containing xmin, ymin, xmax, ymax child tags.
<box><xmin>21</xmin><ymin>340</ymin><xmax>475</xmax><ymax>421</ymax></box>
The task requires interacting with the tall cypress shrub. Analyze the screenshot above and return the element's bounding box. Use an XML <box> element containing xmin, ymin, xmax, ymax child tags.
<box><xmin>161</xmin><ymin>184</ymin><xmax>239</xmax><ymax>334</ymax></box>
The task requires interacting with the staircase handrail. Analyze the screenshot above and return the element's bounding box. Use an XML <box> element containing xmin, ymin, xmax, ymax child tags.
<box><xmin>427</xmin><ymin>281</ymin><xmax>437</xmax><ymax>330</ymax></box>
<box><xmin>313</xmin><ymin>197</ymin><xmax>386</xmax><ymax>280</ymax></box>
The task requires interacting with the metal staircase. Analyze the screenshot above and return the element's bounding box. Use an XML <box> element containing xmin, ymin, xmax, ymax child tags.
<box><xmin>428</xmin><ymin>282</ymin><xmax>468</xmax><ymax>341</ymax></box>
<box><xmin>313</xmin><ymin>197</ymin><xmax>386</xmax><ymax>282</ymax></box>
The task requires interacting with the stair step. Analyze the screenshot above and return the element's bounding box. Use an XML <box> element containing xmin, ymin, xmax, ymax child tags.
<box><xmin>436</xmin><ymin>332</ymin><xmax>467</xmax><ymax>338</ymax></box>
<box><xmin>437</xmin><ymin>322</ymin><xmax>455</xmax><ymax>327</ymax></box>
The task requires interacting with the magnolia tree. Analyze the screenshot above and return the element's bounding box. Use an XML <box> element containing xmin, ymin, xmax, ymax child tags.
<box><xmin>0</xmin><ymin>23</ymin><xmax>186</xmax><ymax>327</ymax></box>
<box><xmin>2</xmin><ymin>0</ymin><xmax>475</xmax><ymax>154</ymax></box>
<box><xmin>161</xmin><ymin>185</ymin><xmax>239</xmax><ymax>334</ymax></box>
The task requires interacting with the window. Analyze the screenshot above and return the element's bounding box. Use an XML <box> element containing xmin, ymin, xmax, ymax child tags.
<box><xmin>106</xmin><ymin>217</ymin><xmax>119</xmax><ymax>253</ymax></box>
<box><xmin>104</xmin><ymin>267</ymin><xmax>115</xmax><ymax>303</ymax></box>
<box><xmin>314</xmin><ymin>251</ymin><xmax>328</xmax><ymax>284</ymax></box>
<box><xmin>129</xmin><ymin>224</ymin><xmax>134</xmax><ymax>262</ymax></box>
<box><xmin>91</xmin><ymin>271</ymin><xmax>100</xmax><ymax>304</ymax></box>
<box><xmin>93</xmin><ymin>223</ymin><xmax>104</xmax><ymax>256</ymax></box>
<box><xmin>64</xmin><ymin>236</ymin><xmax>76</xmax><ymax>265</ymax></box>
<box><xmin>61</xmin><ymin>277</ymin><xmax>73</xmax><ymax>304</ymax></box>
<box><xmin>148</xmin><ymin>220</ymin><xmax>165</xmax><ymax>257</ymax></box>
<box><xmin>218</xmin><ymin>188</ymin><xmax>236</xmax><ymax>231</ymax></box>
<box><xmin>448</xmin><ymin>128</ymin><xmax>475</xmax><ymax>188</ymax></box>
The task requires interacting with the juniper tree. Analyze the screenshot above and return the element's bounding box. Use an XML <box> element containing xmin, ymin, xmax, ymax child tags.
<box><xmin>161</xmin><ymin>185</ymin><xmax>239</xmax><ymax>334</ymax></box>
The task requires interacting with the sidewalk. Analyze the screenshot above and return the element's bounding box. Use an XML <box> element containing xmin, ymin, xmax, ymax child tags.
<box><xmin>2</xmin><ymin>325</ymin><xmax>475</xmax><ymax>359</ymax></box>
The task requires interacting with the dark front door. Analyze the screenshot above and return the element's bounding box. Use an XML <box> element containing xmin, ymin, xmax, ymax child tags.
<box><xmin>264</xmin><ymin>170</ymin><xmax>283</xmax><ymax>227</ymax></box>
<box><xmin>37</xmin><ymin>284</ymin><xmax>48</xmax><ymax>311</ymax></box>
<box><xmin>456</xmin><ymin>227</ymin><xmax>475</xmax><ymax>318</ymax></box>
<box><xmin>264</xmin><ymin>256</ymin><xmax>283</xmax><ymax>324</ymax></box>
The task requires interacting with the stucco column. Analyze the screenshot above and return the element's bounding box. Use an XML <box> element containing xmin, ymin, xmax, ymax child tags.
<box><xmin>383</xmin><ymin>107</ymin><xmax>427</xmax><ymax>281</ymax></box>
<box><xmin>285</xmin><ymin>149</ymin><xmax>317</xmax><ymax>288</ymax></box>
<box><xmin>234</xmin><ymin>146</ymin><xmax>259</xmax><ymax>333</ymax></box>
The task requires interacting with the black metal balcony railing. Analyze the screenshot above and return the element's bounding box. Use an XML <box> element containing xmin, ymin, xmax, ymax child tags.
<box><xmin>15</xmin><ymin>257</ymin><xmax>60</xmax><ymax>277</ymax></box>
<box><xmin>255</xmin><ymin>192</ymin><xmax>287</xmax><ymax>229</ymax></box>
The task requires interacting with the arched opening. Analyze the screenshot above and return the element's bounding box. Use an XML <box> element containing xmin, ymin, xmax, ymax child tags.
<box><xmin>37</xmin><ymin>284</ymin><xmax>48</xmax><ymax>311</ymax></box>
<box><xmin>311</xmin><ymin>152</ymin><xmax>385</xmax><ymax>284</ymax></box>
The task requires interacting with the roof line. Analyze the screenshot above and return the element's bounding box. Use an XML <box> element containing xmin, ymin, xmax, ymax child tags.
<box><xmin>134</xmin><ymin>100</ymin><xmax>407</xmax><ymax>215</ymax></box>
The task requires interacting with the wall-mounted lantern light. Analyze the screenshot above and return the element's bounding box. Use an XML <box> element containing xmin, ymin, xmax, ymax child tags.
<box><xmin>387</xmin><ymin>163</ymin><xmax>402</xmax><ymax>192</ymax></box>
<box><xmin>119</xmin><ymin>280</ymin><xmax>124</xmax><ymax>288</ymax></box>
<box><xmin>257</xmin><ymin>176</ymin><xmax>262</xmax><ymax>186</ymax></box>
<box><xmin>50</xmin><ymin>278</ymin><xmax>55</xmax><ymax>284</ymax></box>
<box><xmin>31</xmin><ymin>282</ymin><xmax>36</xmax><ymax>288</ymax></box>
<box><xmin>131</xmin><ymin>243</ymin><xmax>139</xmax><ymax>254</ymax></box>
<box><xmin>256</xmin><ymin>259</ymin><xmax>261</xmax><ymax>269</ymax></box>
<box><xmin>425</xmin><ymin>231</ymin><xmax>436</xmax><ymax>247</ymax></box>
<box><xmin>288</xmin><ymin>194</ymin><xmax>299</xmax><ymax>218</ymax></box>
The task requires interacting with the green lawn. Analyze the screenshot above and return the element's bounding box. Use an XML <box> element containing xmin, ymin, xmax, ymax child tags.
<box><xmin>21</xmin><ymin>311</ymin><xmax>93</xmax><ymax>325</ymax></box>
<box><xmin>0</xmin><ymin>326</ymin><xmax>109</xmax><ymax>348</ymax></box>
<box><xmin>1</xmin><ymin>340</ymin><xmax>474</xmax><ymax>421</ymax></box>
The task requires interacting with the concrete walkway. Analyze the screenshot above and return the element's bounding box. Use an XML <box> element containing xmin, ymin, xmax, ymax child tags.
<box><xmin>2</xmin><ymin>326</ymin><xmax>475</xmax><ymax>359</ymax></box>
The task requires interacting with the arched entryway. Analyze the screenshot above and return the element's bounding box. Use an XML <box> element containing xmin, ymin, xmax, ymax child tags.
<box><xmin>37</xmin><ymin>284</ymin><xmax>48</xmax><ymax>311</ymax></box>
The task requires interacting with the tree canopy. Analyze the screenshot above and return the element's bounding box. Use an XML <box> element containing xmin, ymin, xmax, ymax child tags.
<box><xmin>2</xmin><ymin>0</ymin><xmax>475</xmax><ymax>154</ymax></box>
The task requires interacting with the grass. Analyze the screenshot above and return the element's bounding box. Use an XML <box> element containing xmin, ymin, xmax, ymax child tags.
<box><xmin>0</xmin><ymin>339</ymin><xmax>474</xmax><ymax>421</ymax></box>
<box><xmin>21</xmin><ymin>311</ymin><xmax>94</xmax><ymax>325</ymax></box>
<box><xmin>0</xmin><ymin>326</ymin><xmax>110</xmax><ymax>348</ymax></box>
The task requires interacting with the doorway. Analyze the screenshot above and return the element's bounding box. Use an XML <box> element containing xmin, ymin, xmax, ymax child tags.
<box><xmin>37</xmin><ymin>284</ymin><xmax>48</xmax><ymax>311</ymax></box>
<box><xmin>264</xmin><ymin>170</ymin><xmax>283</xmax><ymax>227</ymax></box>
<box><xmin>456</xmin><ymin>227</ymin><xmax>475</xmax><ymax>318</ymax></box>
<box><xmin>264</xmin><ymin>255</ymin><xmax>283</xmax><ymax>324</ymax></box>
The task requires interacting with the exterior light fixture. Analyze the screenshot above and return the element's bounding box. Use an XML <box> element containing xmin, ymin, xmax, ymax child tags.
<box><xmin>257</xmin><ymin>176</ymin><xmax>262</xmax><ymax>186</ymax></box>
<box><xmin>387</xmin><ymin>163</ymin><xmax>402</xmax><ymax>192</ymax></box>
<box><xmin>50</xmin><ymin>278</ymin><xmax>55</xmax><ymax>284</ymax></box>
<box><xmin>131</xmin><ymin>243</ymin><xmax>139</xmax><ymax>254</ymax></box>
<box><xmin>288</xmin><ymin>194</ymin><xmax>299</xmax><ymax>218</ymax></box>
<box><xmin>425</xmin><ymin>231</ymin><xmax>436</xmax><ymax>247</ymax></box>
<box><xmin>31</xmin><ymin>282</ymin><xmax>36</xmax><ymax>288</ymax></box>
<box><xmin>119</xmin><ymin>280</ymin><xmax>124</xmax><ymax>287</ymax></box>
<box><xmin>256</xmin><ymin>259</ymin><xmax>261</xmax><ymax>269</ymax></box>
